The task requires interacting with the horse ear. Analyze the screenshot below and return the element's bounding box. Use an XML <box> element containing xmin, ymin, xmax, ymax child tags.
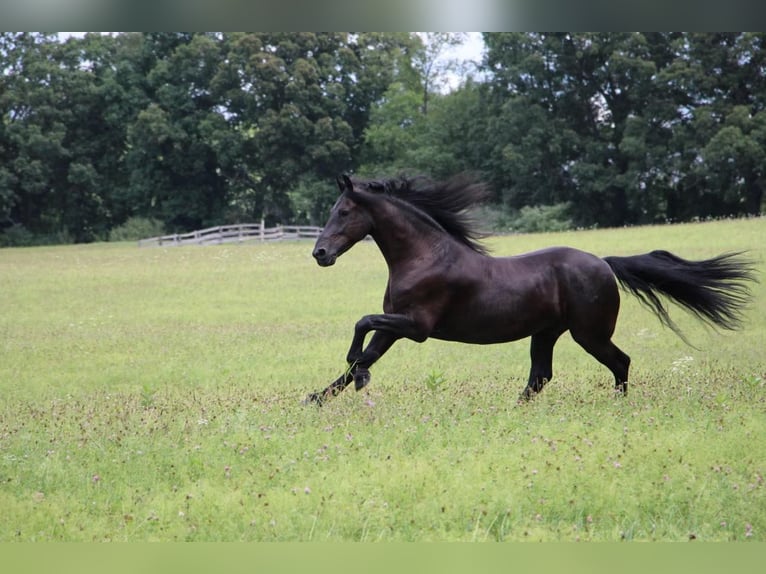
<box><xmin>336</xmin><ymin>176</ymin><xmax>345</xmax><ymax>193</ymax></box>
<box><xmin>342</xmin><ymin>174</ymin><xmax>353</xmax><ymax>191</ymax></box>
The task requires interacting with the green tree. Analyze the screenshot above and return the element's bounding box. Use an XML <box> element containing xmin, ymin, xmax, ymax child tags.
<box><xmin>5</xmin><ymin>32</ymin><xmax>762</xmax><ymax>246</ymax></box>
<box><xmin>1</xmin><ymin>33</ymin><xmax>64</xmax><ymax>239</ymax></box>
<box><xmin>122</xmin><ymin>33</ymin><xmax>232</xmax><ymax>231</ymax></box>
<box><xmin>482</xmin><ymin>33</ymin><xmax>693</xmax><ymax>227</ymax></box>
<box><xmin>219</xmin><ymin>32</ymin><xmax>417</xmax><ymax>224</ymax></box>
<box><xmin>1</xmin><ymin>33</ymin><xmax>148</xmax><ymax>243</ymax></box>
<box><xmin>682</xmin><ymin>33</ymin><xmax>766</xmax><ymax>217</ymax></box>
<box><xmin>0</xmin><ymin>32</ymin><xmax>112</xmax><ymax>242</ymax></box>
<box><xmin>411</xmin><ymin>32</ymin><xmax>466</xmax><ymax>115</ymax></box>
<box><xmin>359</xmin><ymin>33</ymin><xmax>485</xmax><ymax>181</ymax></box>
<box><xmin>359</xmin><ymin>82</ymin><xmax>424</xmax><ymax>175</ymax></box>
<box><xmin>481</xmin><ymin>32</ymin><xmax>764</xmax><ymax>227</ymax></box>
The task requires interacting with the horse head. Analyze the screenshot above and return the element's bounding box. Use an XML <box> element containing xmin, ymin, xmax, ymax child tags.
<box><xmin>312</xmin><ymin>175</ymin><xmax>375</xmax><ymax>267</ymax></box>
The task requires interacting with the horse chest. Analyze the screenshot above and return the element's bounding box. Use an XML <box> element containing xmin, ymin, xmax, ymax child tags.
<box><xmin>385</xmin><ymin>282</ymin><xmax>442</xmax><ymax>314</ymax></box>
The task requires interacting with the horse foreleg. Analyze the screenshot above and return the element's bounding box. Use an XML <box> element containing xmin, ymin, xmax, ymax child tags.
<box><xmin>347</xmin><ymin>313</ymin><xmax>429</xmax><ymax>361</ymax></box>
<box><xmin>519</xmin><ymin>328</ymin><xmax>564</xmax><ymax>401</ymax></box>
<box><xmin>304</xmin><ymin>371</ymin><xmax>354</xmax><ymax>405</ymax></box>
<box><xmin>346</xmin><ymin>313</ymin><xmax>428</xmax><ymax>390</ymax></box>
<box><xmin>304</xmin><ymin>328</ymin><xmax>399</xmax><ymax>405</ymax></box>
<box><xmin>348</xmin><ymin>331</ymin><xmax>397</xmax><ymax>391</ymax></box>
<box><xmin>306</xmin><ymin>313</ymin><xmax>427</xmax><ymax>404</ymax></box>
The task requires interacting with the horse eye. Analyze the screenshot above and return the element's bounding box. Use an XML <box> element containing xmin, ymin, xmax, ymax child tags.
<box><xmin>339</xmin><ymin>209</ymin><xmax>350</xmax><ymax>217</ymax></box>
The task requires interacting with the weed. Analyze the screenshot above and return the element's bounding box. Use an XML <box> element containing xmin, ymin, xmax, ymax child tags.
<box><xmin>741</xmin><ymin>374</ymin><xmax>764</xmax><ymax>390</ymax></box>
<box><xmin>141</xmin><ymin>384</ymin><xmax>157</xmax><ymax>408</ymax></box>
<box><xmin>424</xmin><ymin>370</ymin><xmax>446</xmax><ymax>392</ymax></box>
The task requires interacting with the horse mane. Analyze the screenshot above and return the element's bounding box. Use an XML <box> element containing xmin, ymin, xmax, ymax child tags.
<box><xmin>354</xmin><ymin>174</ymin><xmax>492</xmax><ymax>255</ymax></box>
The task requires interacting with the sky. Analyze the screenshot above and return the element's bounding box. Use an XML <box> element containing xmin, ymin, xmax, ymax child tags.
<box><xmin>451</xmin><ymin>32</ymin><xmax>485</xmax><ymax>65</ymax></box>
<box><xmin>441</xmin><ymin>32</ymin><xmax>487</xmax><ymax>91</ymax></box>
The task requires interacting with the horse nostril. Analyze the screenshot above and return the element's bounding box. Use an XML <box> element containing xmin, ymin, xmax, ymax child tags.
<box><xmin>313</xmin><ymin>247</ymin><xmax>327</xmax><ymax>259</ymax></box>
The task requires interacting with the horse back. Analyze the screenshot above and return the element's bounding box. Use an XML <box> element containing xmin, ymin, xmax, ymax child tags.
<box><xmin>498</xmin><ymin>246</ymin><xmax>618</xmax><ymax>312</ymax></box>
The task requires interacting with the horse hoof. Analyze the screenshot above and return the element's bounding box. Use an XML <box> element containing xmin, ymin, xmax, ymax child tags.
<box><xmin>303</xmin><ymin>392</ymin><xmax>324</xmax><ymax>406</ymax></box>
<box><xmin>354</xmin><ymin>369</ymin><xmax>371</xmax><ymax>391</ymax></box>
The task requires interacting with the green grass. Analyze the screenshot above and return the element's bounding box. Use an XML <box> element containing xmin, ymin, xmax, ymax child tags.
<box><xmin>1</xmin><ymin>217</ymin><xmax>764</xmax><ymax>541</ymax></box>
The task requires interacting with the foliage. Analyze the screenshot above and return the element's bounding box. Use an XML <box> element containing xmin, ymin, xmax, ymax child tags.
<box><xmin>108</xmin><ymin>217</ymin><xmax>166</xmax><ymax>242</ymax></box>
<box><xmin>358</xmin><ymin>80</ymin><xmax>486</xmax><ymax>179</ymax></box>
<box><xmin>476</xmin><ymin>202</ymin><xmax>574</xmax><ymax>234</ymax></box>
<box><xmin>0</xmin><ymin>223</ymin><xmax>72</xmax><ymax>247</ymax></box>
<box><xmin>0</xmin><ymin>223</ymin><xmax>37</xmax><ymax>247</ymax></box>
<box><xmin>1</xmin><ymin>33</ymin><xmax>765</xmax><ymax>246</ymax></box>
<box><xmin>0</xmin><ymin>218</ymin><xmax>764</xmax><ymax>540</ymax></box>
<box><xmin>506</xmin><ymin>203</ymin><xmax>574</xmax><ymax>233</ymax></box>
<box><xmin>286</xmin><ymin>174</ymin><xmax>339</xmax><ymax>226</ymax></box>
<box><xmin>0</xmin><ymin>32</ymin><xmax>417</xmax><ymax>241</ymax></box>
<box><xmin>481</xmin><ymin>33</ymin><xmax>766</xmax><ymax>227</ymax></box>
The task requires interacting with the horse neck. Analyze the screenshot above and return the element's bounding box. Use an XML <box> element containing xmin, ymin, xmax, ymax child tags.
<box><xmin>367</xmin><ymin>198</ymin><xmax>448</xmax><ymax>269</ymax></box>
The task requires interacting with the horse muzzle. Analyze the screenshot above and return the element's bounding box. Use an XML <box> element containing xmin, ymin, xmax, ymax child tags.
<box><xmin>312</xmin><ymin>246</ymin><xmax>337</xmax><ymax>267</ymax></box>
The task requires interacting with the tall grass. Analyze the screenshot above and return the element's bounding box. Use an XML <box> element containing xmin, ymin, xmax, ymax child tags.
<box><xmin>1</xmin><ymin>218</ymin><xmax>764</xmax><ymax>541</ymax></box>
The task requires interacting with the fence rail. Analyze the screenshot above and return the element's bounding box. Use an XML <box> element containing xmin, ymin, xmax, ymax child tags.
<box><xmin>138</xmin><ymin>223</ymin><xmax>322</xmax><ymax>247</ymax></box>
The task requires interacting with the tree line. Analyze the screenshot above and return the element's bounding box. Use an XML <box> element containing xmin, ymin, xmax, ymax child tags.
<box><xmin>1</xmin><ymin>32</ymin><xmax>764</xmax><ymax>246</ymax></box>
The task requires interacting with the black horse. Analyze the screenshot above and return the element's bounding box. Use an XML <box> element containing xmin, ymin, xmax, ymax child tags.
<box><xmin>306</xmin><ymin>174</ymin><xmax>755</xmax><ymax>404</ymax></box>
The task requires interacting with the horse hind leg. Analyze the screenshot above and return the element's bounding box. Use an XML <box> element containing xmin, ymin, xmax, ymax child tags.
<box><xmin>519</xmin><ymin>328</ymin><xmax>565</xmax><ymax>401</ymax></box>
<box><xmin>571</xmin><ymin>330</ymin><xmax>631</xmax><ymax>395</ymax></box>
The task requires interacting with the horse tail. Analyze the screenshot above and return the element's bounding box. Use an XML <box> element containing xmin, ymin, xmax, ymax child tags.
<box><xmin>603</xmin><ymin>250</ymin><xmax>757</xmax><ymax>344</ymax></box>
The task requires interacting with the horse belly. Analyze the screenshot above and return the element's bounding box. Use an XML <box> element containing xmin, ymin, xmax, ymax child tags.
<box><xmin>431</xmin><ymin>288</ymin><xmax>561</xmax><ymax>344</ymax></box>
<box><xmin>431</xmin><ymin>319</ymin><xmax>533</xmax><ymax>344</ymax></box>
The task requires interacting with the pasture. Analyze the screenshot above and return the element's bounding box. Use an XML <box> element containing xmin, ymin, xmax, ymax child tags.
<box><xmin>1</xmin><ymin>217</ymin><xmax>764</xmax><ymax>541</ymax></box>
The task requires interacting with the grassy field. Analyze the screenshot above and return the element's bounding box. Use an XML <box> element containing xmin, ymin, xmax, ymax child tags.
<box><xmin>1</xmin><ymin>217</ymin><xmax>764</xmax><ymax>541</ymax></box>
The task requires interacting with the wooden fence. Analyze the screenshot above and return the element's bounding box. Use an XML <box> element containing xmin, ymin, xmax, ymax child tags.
<box><xmin>138</xmin><ymin>223</ymin><xmax>323</xmax><ymax>247</ymax></box>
